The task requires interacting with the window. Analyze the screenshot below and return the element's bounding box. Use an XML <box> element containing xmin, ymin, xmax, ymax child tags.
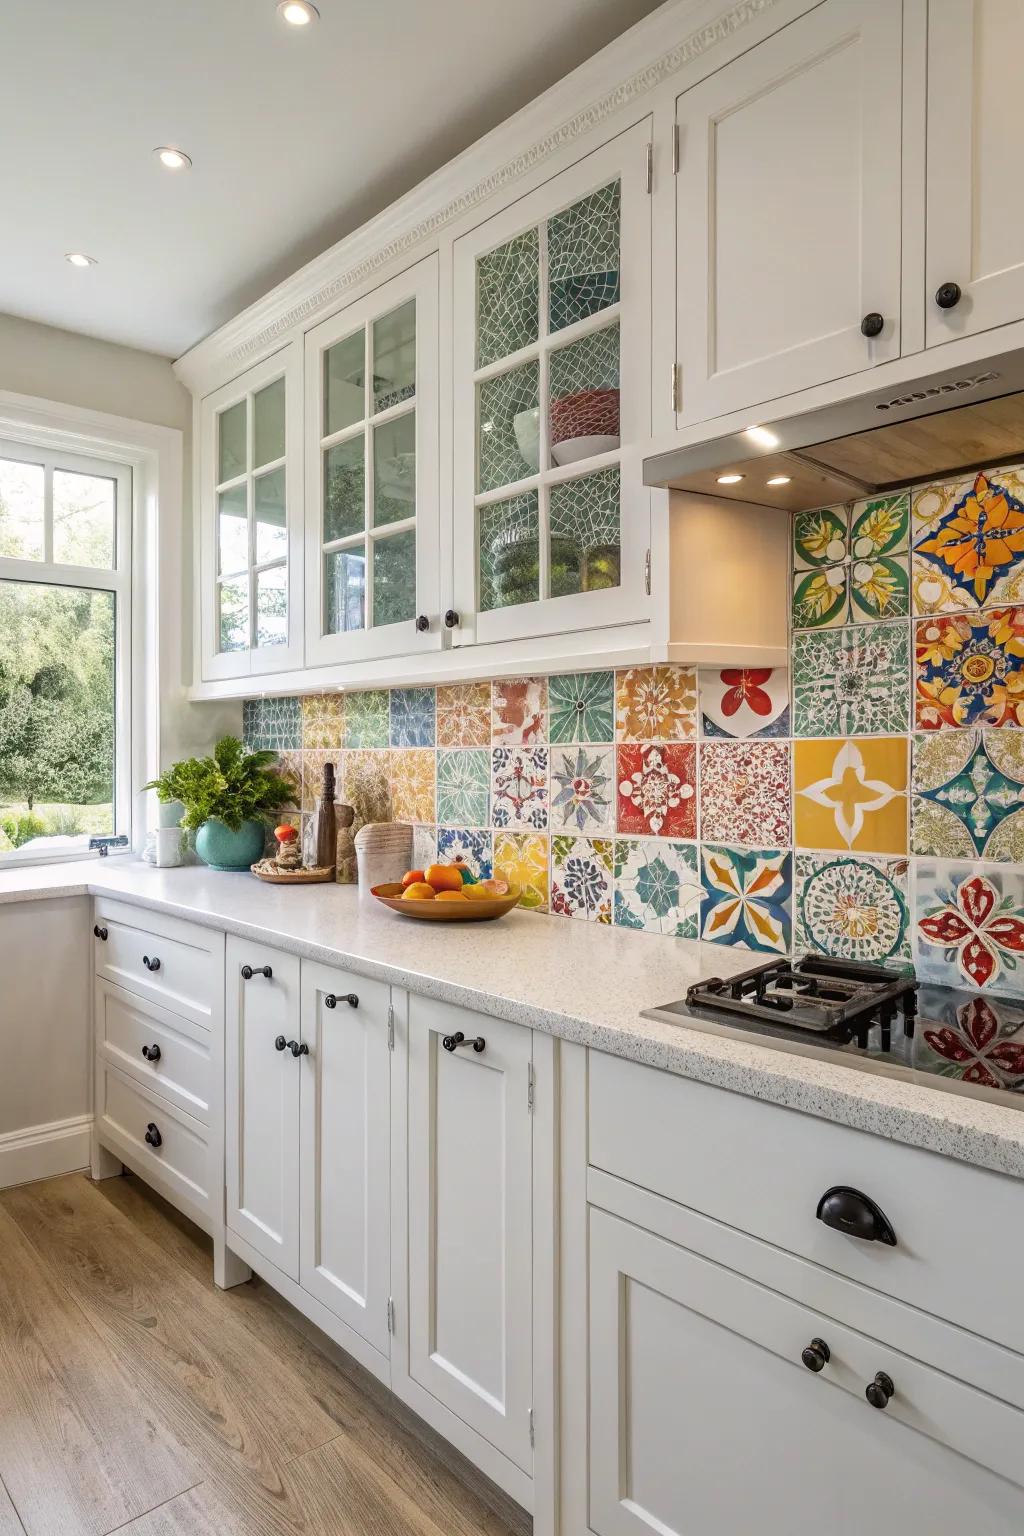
<box><xmin>216</xmin><ymin>373</ymin><xmax>288</xmax><ymax>653</ymax></box>
<box><xmin>0</xmin><ymin>437</ymin><xmax>131</xmax><ymax>862</ymax></box>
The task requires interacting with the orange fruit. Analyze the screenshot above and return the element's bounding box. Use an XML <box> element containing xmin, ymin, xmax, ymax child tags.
<box><xmin>401</xmin><ymin>868</ymin><xmax>425</xmax><ymax>889</ymax></box>
<box><xmin>401</xmin><ymin>882</ymin><xmax>436</xmax><ymax>901</ymax></box>
<box><xmin>435</xmin><ymin>889</ymin><xmax>468</xmax><ymax>902</ymax></box>
<box><xmin>425</xmin><ymin>863</ymin><xmax>463</xmax><ymax>893</ymax></box>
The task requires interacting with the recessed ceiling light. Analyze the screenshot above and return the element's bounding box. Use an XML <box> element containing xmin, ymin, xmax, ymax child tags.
<box><xmin>717</xmin><ymin>473</ymin><xmax>744</xmax><ymax>485</ymax></box>
<box><xmin>65</xmin><ymin>252</ymin><xmax>97</xmax><ymax>267</ymax></box>
<box><xmin>278</xmin><ymin>0</ymin><xmax>319</xmax><ymax>23</ymax></box>
<box><xmin>766</xmin><ymin>475</ymin><xmax>792</xmax><ymax>486</ymax></box>
<box><xmin>154</xmin><ymin>146</ymin><xmax>192</xmax><ymax>170</ymax></box>
<box><xmin>745</xmin><ymin>425</ymin><xmax>780</xmax><ymax>449</ymax></box>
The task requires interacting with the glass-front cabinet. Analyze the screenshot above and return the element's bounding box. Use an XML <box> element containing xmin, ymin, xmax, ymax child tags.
<box><xmin>199</xmin><ymin>345</ymin><xmax>303</xmax><ymax>679</ymax></box>
<box><xmin>452</xmin><ymin>119</ymin><xmax>652</xmax><ymax>646</ymax></box>
<box><xmin>304</xmin><ymin>256</ymin><xmax>440</xmax><ymax>665</ymax></box>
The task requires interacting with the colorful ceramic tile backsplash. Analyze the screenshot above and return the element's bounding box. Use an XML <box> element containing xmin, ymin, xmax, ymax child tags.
<box><xmin>239</xmin><ymin>455</ymin><xmax>1024</xmax><ymax>985</ymax></box>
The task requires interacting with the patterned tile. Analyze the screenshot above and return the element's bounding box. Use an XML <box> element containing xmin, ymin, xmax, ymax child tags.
<box><xmin>914</xmin><ymin>608</ymin><xmax>1024</xmax><ymax>729</ymax></box>
<box><xmin>437</xmin><ymin>827</ymin><xmax>492</xmax><ymax>879</ymax></box>
<box><xmin>548</xmin><ymin>671</ymin><xmax>614</xmax><ymax>744</ymax></box>
<box><xmin>793</xmin><ymin>504</ymin><xmax>849</xmax><ymax>572</ymax></box>
<box><xmin>914</xmin><ymin>860</ymin><xmax>1024</xmax><ymax>998</ymax></box>
<box><xmin>549</xmin><ymin>745</ymin><xmax>615</xmax><ymax>833</ymax></box>
<box><xmin>793</xmin><ymin>496</ymin><xmax>910</xmax><ymax>629</ymax></box>
<box><xmin>436</xmin><ymin>682</ymin><xmax>491</xmax><ymax>747</ymax></box>
<box><xmin>344</xmin><ymin>689</ymin><xmax>390</xmax><ymax>748</ymax></box>
<box><xmin>494</xmin><ymin>831</ymin><xmax>549</xmax><ymax>910</ymax></box>
<box><xmin>301</xmin><ymin>693</ymin><xmax>344</xmax><ymax>750</ymax></box>
<box><xmin>275</xmin><ymin>750</ymin><xmax>302</xmax><ymax>811</ymax></box>
<box><xmin>614</xmin><ymin>839</ymin><xmax>701</xmax><ymax>937</ymax></box>
<box><xmin>793</xmin><ymin>622</ymin><xmax>910</xmax><ymax>738</ymax></box>
<box><xmin>300</xmin><ymin>749</ymin><xmax>340</xmax><ymax>814</ymax></box>
<box><xmin>917</xmin><ymin>988</ymin><xmax>1024</xmax><ymax>1090</ymax></box>
<box><xmin>389</xmin><ymin>688</ymin><xmax>436</xmax><ymax>748</ymax></box>
<box><xmin>912</xmin><ymin>466</ymin><xmax>1024</xmax><ymax>616</ymax></box>
<box><xmin>412</xmin><ymin>824</ymin><xmax>436</xmax><ymax>870</ymax></box>
<box><xmin>615</xmin><ymin>666</ymin><xmax>697</xmax><ymax>742</ymax></box>
<box><xmin>912</xmin><ymin>731</ymin><xmax>1024</xmax><ymax>861</ymax></box>
<box><xmin>700</xmin><ymin>668</ymin><xmax>789</xmax><ymax>739</ymax></box>
<box><xmin>700</xmin><ymin>845</ymin><xmax>792</xmax><ymax>954</ymax></box>
<box><xmin>550</xmin><ymin>835</ymin><xmax>613</xmax><ymax>923</ymax></box>
<box><xmin>491</xmin><ymin>746</ymin><xmax>548</xmax><ymax>831</ymax></box>
<box><xmin>344</xmin><ymin>750</ymin><xmax>391</xmax><ymax>829</ymax></box>
<box><xmin>699</xmin><ymin>741</ymin><xmax>791</xmax><ymax>847</ymax></box>
<box><xmin>616</xmin><ymin>744</ymin><xmax>696</xmax><ymax>838</ymax></box>
<box><xmin>491</xmin><ymin>677</ymin><xmax>547</xmax><ymax>744</ymax></box>
<box><xmin>243</xmin><ymin>696</ymin><xmax>301</xmax><ymax>752</ymax></box>
<box><xmin>391</xmin><ymin>749</ymin><xmax>436</xmax><ymax>824</ymax></box>
<box><xmin>794</xmin><ymin>738</ymin><xmax>908</xmax><ymax>854</ymax></box>
<box><xmin>795</xmin><ymin>854</ymin><xmax>910</xmax><ymax>963</ymax></box>
<box><xmin>437</xmin><ymin>749</ymin><xmax>490</xmax><ymax>826</ymax></box>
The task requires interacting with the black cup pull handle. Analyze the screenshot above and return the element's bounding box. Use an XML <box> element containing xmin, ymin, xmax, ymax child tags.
<box><xmin>144</xmin><ymin>1122</ymin><xmax>162</xmax><ymax>1148</ymax></box>
<box><xmin>142</xmin><ymin>955</ymin><xmax>161</xmax><ymax>972</ymax></box>
<box><xmin>324</xmin><ymin>992</ymin><xmax>359</xmax><ymax>1009</ymax></box>
<box><xmin>287</xmin><ymin>1040</ymin><xmax>309</xmax><ymax>1058</ymax></box>
<box><xmin>241</xmin><ymin>964</ymin><xmax>273</xmax><ymax>980</ymax></box>
<box><xmin>93</xmin><ymin>924</ymin><xmax>108</xmax><ymax>941</ymax></box>
<box><xmin>816</xmin><ymin>1186</ymin><xmax>896</xmax><ymax>1246</ymax></box>
<box><xmin>442</xmin><ymin>1031</ymin><xmax>486</xmax><ymax>1054</ymax></box>
<box><xmin>141</xmin><ymin>1044</ymin><xmax>162</xmax><ymax>1063</ymax></box>
<box><xmin>866</xmin><ymin>1371</ymin><xmax>895</xmax><ymax>1410</ymax></box>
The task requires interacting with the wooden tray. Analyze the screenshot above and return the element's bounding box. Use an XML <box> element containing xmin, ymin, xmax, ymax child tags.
<box><xmin>371</xmin><ymin>882</ymin><xmax>521</xmax><ymax>921</ymax></box>
<box><xmin>251</xmin><ymin>864</ymin><xmax>335</xmax><ymax>885</ymax></box>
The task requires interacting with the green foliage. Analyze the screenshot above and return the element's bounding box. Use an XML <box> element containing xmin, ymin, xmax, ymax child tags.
<box><xmin>0</xmin><ymin>812</ymin><xmax>48</xmax><ymax>848</ymax></box>
<box><xmin>45</xmin><ymin>807</ymin><xmax>85</xmax><ymax>837</ymax></box>
<box><xmin>145</xmin><ymin>736</ymin><xmax>295</xmax><ymax>833</ymax></box>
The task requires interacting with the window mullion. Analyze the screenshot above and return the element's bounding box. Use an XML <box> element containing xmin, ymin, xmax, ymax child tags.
<box><xmin>364</xmin><ymin>322</ymin><xmax>374</xmax><ymax>630</ymax></box>
<box><xmin>43</xmin><ymin>460</ymin><xmax>54</xmax><ymax>564</ymax></box>
<box><xmin>538</xmin><ymin>217</ymin><xmax>551</xmax><ymax>603</ymax></box>
<box><xmin>246</xmin><ymin>392</ymin><xmax>256</xmax><ymax>649</ymax></box>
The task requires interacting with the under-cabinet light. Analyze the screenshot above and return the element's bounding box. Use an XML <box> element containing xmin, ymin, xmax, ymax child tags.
<box><xmin>278</xmin><ymin>1</ymin><xmax>319</xmax><ymax>23</ymax></box>
<box><xmin>745</xmin><ymin>426</ymin><xmax>780</xmax><ymax>449</ymax></box>
<box><xmin>716</xmin><ymin>473</ymin><xmax>744</xmax><ymax>485</ymax></box>
<box><xmin>65</xmin><ymin>252</ymin><xmax>97</xmax><ymax>267</ymax></box>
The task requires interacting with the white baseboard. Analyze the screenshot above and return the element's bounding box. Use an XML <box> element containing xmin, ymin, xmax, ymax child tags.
<box><xmin>0</xmin><ymin>1113</ymin><xmax>92</xmax><ymax>1189</ymax></box>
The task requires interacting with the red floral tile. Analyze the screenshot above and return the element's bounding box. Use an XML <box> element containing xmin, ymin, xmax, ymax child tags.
<box><xmin>616</xmin><ymin>744</ymin><xmax>696</xmax><ymax>838</ymax></box>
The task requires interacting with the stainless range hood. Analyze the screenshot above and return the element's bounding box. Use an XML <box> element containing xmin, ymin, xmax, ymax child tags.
<box><xmin>643</xmin><ymin>347</ymin><xmax>1024</xmax><ymax>511</ymax></box>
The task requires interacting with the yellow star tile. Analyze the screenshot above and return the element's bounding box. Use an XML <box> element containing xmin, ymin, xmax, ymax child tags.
<box><xmin>794</xmin><ymin>738</ymin><xmax>908</xmax><ymax>854</ymax></box>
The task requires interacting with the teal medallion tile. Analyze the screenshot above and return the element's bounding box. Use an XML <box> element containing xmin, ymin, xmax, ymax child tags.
<box><xmin>389</xmin><ymin>687</ymin><xmax>436</xmax><ymax>748</ymax></box>
<box><xmin>344</xmin><ymin>689</ymin><xmax>390</xmax><ymax>748</ymax></box>
<box><xmin>792</xmin><ymin>621</ymin><xmax>910</xmax><ymax>737</ymax></box>
<box><xmin>242</xmin><ymin>696</ymin><xmax>301</xmax><ymax>751</ymax></box>
<box><xmin>795</xmin><ymin>853</ymin><xmax>910</xmax><ymax>964</ymax></box>
<box><xmin>614</xmin><ymin>838</ymin><xmax>700</xmax><ymax>937</ymax></box>
<box><xmin>911</xmin><ymin>730</ymin><xmax>1024</xmax><ymax>861</ymax></box>
<box><xmin>548</xmin><ymin>670</ymin><xmax>615</xmax><ymax>744</ymax></box>
<box><xmin>437</xmin><ymin>749</ymin><xmax>490</xmax><ymax>826</ymax></box>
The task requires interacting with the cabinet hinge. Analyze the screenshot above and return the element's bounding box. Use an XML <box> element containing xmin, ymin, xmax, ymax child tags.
<box><xmin>387</xmin><ymin>1003</ymin><xmax>395</xmax><ymax>1051</ymax></box>
<box><xmin>671</xmin><ymin>362</ymin><xmax>681</xmax><ymax>415</ymax></box>
<box><xmin>644</xmin><ymin>141</ymin><xmax>653</xmax><ymax>194</ymax></box>
<box><xmin>671</xmin><ymin>122</ymin><xmax>680</xmax><ymax>175</ymax></box>
<box><xmin>644</xmin><ymin>548</ymin><xmax>652</xmax><ymax>597</ymax></box>
<box><xmin>527</xmin><ymin>1062</ymin><xmax>535</xmax><ymax>1113</ymax></box>
<box><xmin>529</xmin><ymin>1407</ymin><xmax>535</xmax><ymax>1448</ymax></box>
<box><xmin>387</xmin><ymin>1296</ymin><xmax>395</xmax><ymax>1334</ymax></box>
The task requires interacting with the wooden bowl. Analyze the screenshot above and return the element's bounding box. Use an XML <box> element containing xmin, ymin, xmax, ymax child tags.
<box><xmin>370</xmin><ymin>882</ymin><xmax>522</xmax><ymax>921</ymax></box>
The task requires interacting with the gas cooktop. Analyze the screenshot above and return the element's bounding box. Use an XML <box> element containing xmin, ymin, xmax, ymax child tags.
<box><xmin>643</xmin><ymin>955</ymin><xmax>1024</xmax><ymax>1111</ymax></box>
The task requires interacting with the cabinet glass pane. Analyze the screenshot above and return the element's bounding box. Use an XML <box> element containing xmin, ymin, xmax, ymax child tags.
<box><xmin>476</xmin><ymin>228</ymin><xmax>539</xmax><ymax>368</ymax></box>
<box><xmin>51</xmin><ymin>470</ymin><xmax>115</xmax><ymax>569</ymax></box>
<box><xmin>254</xmin><ymin>466</ymin><xmax>287</xmax><ymax>564</ymax></box>
<box><xmin>255</xmin><ymin>564</ymin><xmax>287</xmax><ymax>648</ymax></box>
<box><xmin>372</xmin><ymin>528</ymin><xmax>416</xmax><ymax>626</ymax></box>
<box><xmin>253</xmin><ymin>376</ymin><xmax>285</xmax><ymax>468</ymax></box>
<box><xmin>325</xmin><ymin>545</ymin><xmax>365</xmax><ymax>633</ymax></box>
<box><xmin>0</xmin><ymin>456</ymin><xmax>44</xmax><ymax>560</ymax></box>
<box><xmin>372</xmin><ymin>300</ymin><xmax>416</xmax><ymax>413</ymax></box>
<box><xmin>324</xmin><ymin>330</ymin><xmax>366</xmax><ymax>437</ymax></box>
<box><xmin>324</xmin><ymin>435</ymin><xmax>365</xmax><ymax>542</ymax></box>
<box><xmin>218</xmin><ymin>399</ymin><xmax>247</xmax><ymax>483</ymax></box>
<box><xmin>477</xmin><ymin>360</ymin><xmax>539</xmax><ymax>493</ymax></box>
<box><xmin>549</xmin><ymin>323</ymin><xmax>620</xmax><ymax>465</ymax></box>
<box><xmin>217</xmin><ymin>483</ymin><xmax>248</xmax><ymax>574</ymax></box>
<box><xmin>373</xmin><ymin>411</ymin><xmax>415</xmax><ymax>527</ymax></box>
<box><xmin>218</xmin><ymin>575</ymin><xmax>249</xmax><ymax>652</ymax></box>
<box><xmin>478</xmin><ymin>490</ymin><xmax>539</xmax><ymax>611</ymax></box>
<box><xmin>548</xmin><ymin>180</ymin><xmax>620</xmax><ymax>334</ymax></box>
<box><xmin>549</xmin><ymin>466</ymin><xmax>620</xmax><ymax>598</ymax></box>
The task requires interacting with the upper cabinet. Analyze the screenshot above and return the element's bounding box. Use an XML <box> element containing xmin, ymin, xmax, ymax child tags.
<box><xmin>304</xmin><ymin>258</ymin><xmax>441</xmax><ymax>665</ymax></box>
<box><xmin>926</xmin><ymin>0</ymin><xmax>1024</xmax><ymax>346</ymax></box>
<box><xmin>199</xmin><ymin>345</ymin><xmax>304</xmax><ymax>680</ymax></box>
<box><xmin>673</xmin><ymin>0</ymin><xmax>903</xmax><ymax>426</ymax></box>
<box><xmin>452</xmin><ymin>120</ymin><xmax>653</xmax><ymax>646</ymax></box>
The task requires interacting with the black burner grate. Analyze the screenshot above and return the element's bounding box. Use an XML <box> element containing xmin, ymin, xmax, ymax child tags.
<box><xmin>686</xmin><ymin>956</ymin><xmax>918</xmax><ymax>1049</ymax></box>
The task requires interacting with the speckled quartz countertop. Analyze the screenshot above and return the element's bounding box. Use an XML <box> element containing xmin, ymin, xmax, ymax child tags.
<box><xmin>4</xmin><ymin>860</ymin><xmax>1024</xmax><ymax>1180</ymax></box>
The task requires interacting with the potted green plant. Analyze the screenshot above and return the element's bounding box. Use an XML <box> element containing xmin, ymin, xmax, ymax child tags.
<box><xmin>145</xmin><ymin>736</ymin><xmax>296</xmax><ymax>872</ymax></box>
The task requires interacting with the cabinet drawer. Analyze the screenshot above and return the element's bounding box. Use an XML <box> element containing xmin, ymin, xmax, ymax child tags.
<box><xmin>589</xmin><ymin>1051</ymin><xmax>1024</xmax><ymax>1357</ymax></box>
<box><xmin>97</xmin><ymin>1063</ymin><xmax>210</xmax><ymax>1218</ymax></box>
<box><xmin>96</xmin><ymin>980</ymin><xmax>211</xmax><ymax>1124</ymax></box>
<box><xmin>93</xmin><ymin>899</ymin><xmax>223</xmax><ymax>1029</ymax></box>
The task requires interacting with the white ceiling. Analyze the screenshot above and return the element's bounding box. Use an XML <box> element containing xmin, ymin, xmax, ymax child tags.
<box><xmin>0</xmin><ymin>0</ymin><xmax>663</xmax><ymax>359</ymax></box>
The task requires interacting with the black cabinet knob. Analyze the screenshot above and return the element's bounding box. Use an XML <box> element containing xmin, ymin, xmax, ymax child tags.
<box><xmin>816</xmin><ymin>1186</ymin><xmax>896</xmax><ymax>1246</ymax></box>
<box><xmin>144</xmin><ymin>1122</ymin><xmax>162</xmax><ymax>1148</ymax></box>
<box><xmin>415</xmin><ymin>614</ymin><xmax>430</xmax><ymax>632</ymax></box>
<box><xmin>865</xmin><ymin>1371</ymin><xmax>895</xmax><ymax>1410</ymax></box>
<box><xmin>801</xmin><ymin>1338</ymin><xmax>830</xmax><ymax>1373</ymax></box>
<box><xmin>442</xmin><ymin>1030</ymin><xmax>486</xmax><ymax>1054</ymax></box>
<box><xmin>142</xmin><ymin>955</ymin><xmax>161</xmax><ymax>972</ymax></box>
<box><xmin>287</xmin><ymin>1040</ymin><xmax>309</xmax><ymax>1058</ymax></box>
<box><xmin>274</xmin><ymin>1035</ymin><xmax>287</xmax><ymax>1052</ymax></box>
<box><xmin>935</xmin><ymin>281</ymin><xmax>962</xmax><ymax>310</ymax></box>
<box><xmin>860</xmin><ymin>312</ymin><xmax>884</xmax><ymax>338</ymax></box>
<box><xmin>241</xmin><ymin>964</ymin><xmax>273</xmax><ymax>980</ymax></box>
<box><xmin>141</xmin><ymin>1044</ymin><xmax>162</xmax><ymax>1063</ymax></box>
<box><xmin>324</xmin><ymin>992</ymin><xmax>358</xmax><ymax>1009</ymax></box>
<box><xmin>443</xmin><ymin>609</ymin><xmax>460</xmax><ymax>629</ymax></box>
<box><xmin>93</xmin><ymin>924</ymin><xmax>108</xmax><ymax>941</ymax></box>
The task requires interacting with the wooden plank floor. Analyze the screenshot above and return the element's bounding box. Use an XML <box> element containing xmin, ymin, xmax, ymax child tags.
<box><xmin>0</xmin><ymin>1173</ymin><xmax>528</xmax><ymax>1536</ymax></box>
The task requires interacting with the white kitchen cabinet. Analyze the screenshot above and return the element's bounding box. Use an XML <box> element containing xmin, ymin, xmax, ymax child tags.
<box><xmin>299</xmin><ymin>960</ymin><xmax>391</xmax><ymax>1355</ymax></box>
<box><xmin>926</xmin><ymin>0</ymin><xmax>1024</xmax><ymax>346</ymax></box>
<box><xmin>224</xmin><ymin>937</ymin><xmax>301</xmax><ymax>1279</ymax></box>
<box><xmin>198</xmin><ymin>343</ymin><xmax>304</xmax><ymax>680</ymax></box>
<box><xmin>674</xmin><ymin>0</ymin><xmax>903</xmax><ymax>426</ymax></box>
<box><xmin>403</xmin><ymin>994</ymin><xmax>534</xmax><ymax>1473</ymax></box>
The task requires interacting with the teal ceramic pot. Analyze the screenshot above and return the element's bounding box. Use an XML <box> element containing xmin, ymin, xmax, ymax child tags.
<box><xmin>194</xmin><ymin>817</ymin><xmax>265</xmax><ymax>872</ymax></box>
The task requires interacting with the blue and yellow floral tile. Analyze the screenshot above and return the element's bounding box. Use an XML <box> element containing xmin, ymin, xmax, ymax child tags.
<box><xmin>491</xmin><ymin>746</ymin><xmax>548</xmax><ymax>831</ymax></box>
<box><xmin>792</xmin><ymin>495</ymin><xmax>910</xmax><ymax>630</ymax></box>
<box><xmin>912</xmin><ymin>465</ymin><xmax>1024</xmax><ymax>616</ymax></box>
<box><xmin>436</xmin><ymin>749</ymin><xmax>490</xmax><ymax>826</ymax></box>
<box><xmin>699</xmin><ymin>667</ymin><xmax>789</xmax><ymax>738</ymax></box>
<box><xmin>548</xmin><ymin>671</ymin><xmax>615</xmax><ymax>744</ymax></box>
<box><xmin>911</xmin><ymin>731</ymin><xmax>1024</xmax><ymax>861</ymax></box>
<box><xmin>437</xmin><ymin>826</ymin><xmax>493</xmax><ymax>879</ymax></box>
<box><xmin>243</xmin><ymin>695</ymin><xmax>301</xmax><ymax>752</ymax></box>
<box><xmin>614</xmin><ymin>838</ymin><xmax>701</xmax><ymax>938</ymax></box>
<box><xmin>550</xmin><ymin>835</ymin><xmax>613</xmax><ymax>923</ymax></box>
<box><xmin>794</xmin><ymin>853</ymin><xmax>910</xmax><ymax>964</ymax></box>
<box><xmin>913</xmin><ymin>859</ymin><xmax>1024</xmax><ymax>998</ymax></box>
<box><xmin>699</xmin><ymin>845</ymin><xmax>792</xmax><ymax>954</ymax></box>
<box><xmin>914</xmin><ymin>608</ymin><xmax>1024</xmax><ymax>729</ymax></box>
<box><xmin>549</xmin><ymin>745</ymin><xmax>615</xmax><ymax>833</ymax></box>
<box><xmin>343</xmin><ymin>689</ymin><xmax>390</xmax><ymax>749</ymax></box>
<box><xmin>792</xmin><ymin>622</ymin><xmax>911</xmax><ymax>738</ymax></box>
<box><xmin>389</xmin><ymin>687</ymin><xmax>436</xmax><ymax>748</ymax></box>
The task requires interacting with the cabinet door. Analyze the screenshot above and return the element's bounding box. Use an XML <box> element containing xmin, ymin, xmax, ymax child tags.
<box><xmin>304</xmin><ymin>256</ymin><xmax>441</xmax><ymax>666</ymax></box>
<box><xmin>926</xmin><ymin>0</ymin><xmax>1024</xmax><ymax>345</ymax></box>
<box><xmin>406</xmin><ymin>995</ymin><xmax>533</xmax><ymax>1471</ymax></box>
<box><xmin>199</xmin><ymin>344</ymin><xmax>304</xmax><ymax>680</ymax></box>
<box><xmin>299</xmin><ymin>961</ymin><xmax>391</xmax><ymax>1354</ymax></box>
<box><xmin>452</xmin><ymin>119</ymin><xmax>652</xmax><ymax>647</ymax></box>
<box><xmin>224</xmin><ymin>938</ymin><xmax>301</xmax><ymax>1279</ymax></box>
<box><xmin>589</xmin><ymin>1207</ymin><xmax>1024</xmax><ymax>1536</ymax></box>
<box><xmin>675</xmin><ymin>0</ymin><xmax>902</xmax><ymax>426</ymax></box>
